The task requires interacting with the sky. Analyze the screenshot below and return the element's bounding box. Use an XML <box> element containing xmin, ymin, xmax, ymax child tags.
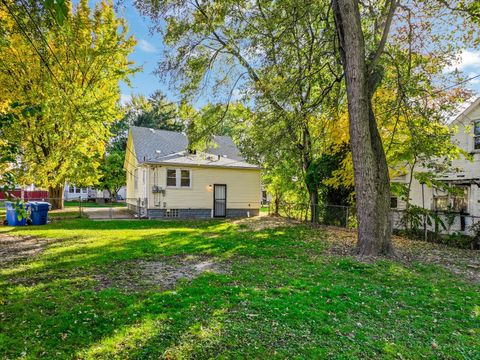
<box><xmin>116</xmin><ymin>1</ymin><xmax>170</xmax><ymax>105</ymax></box>
<box><xmin>115</xmin><ymin>2</ymin><xmax>480</xmax><ymax>107</ymax></box>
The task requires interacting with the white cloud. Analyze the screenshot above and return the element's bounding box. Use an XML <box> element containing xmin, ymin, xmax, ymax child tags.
<box><xmin>445</xmin><ymin>49</ymin><xmax>480</xmax><ymax>72</ymax></box>
<box><xmin>138</xmin><ymin>39</ymin><xmax>158</xmax><ymax>53</ymax></box>
<box><xmin>120</xmin><ymin>94</ymin><xmax>132</xmax><ymax>106</ymax></box>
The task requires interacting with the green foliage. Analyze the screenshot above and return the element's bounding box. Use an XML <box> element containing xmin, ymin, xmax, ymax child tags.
<box><xmin>97</xmin><ymin>149</ymin><xmax>126</xmax><ymax>199</ymax></box>
<box><xmin>0</xmin><ymin>0</ymin><xmax>137</xmax><ymax>191</ymax></box>
<box><xmin>43</xmin><ymin>0</ymin><xmax>68</xmax><ymax>25</ymax></box>
<box><xmin>125</xmin><ymin>91</ymin><xmax>183</xmax><ymax>132</ymax></box>
<box><xmin>402</xmin><ymin>205</ymin><xmax>446</xmax><ymax>234</ymax></box>
<box><xmin>13</xmin><ymin>199</ymin><xmax>28</xmax><ymax>221</ymax></box>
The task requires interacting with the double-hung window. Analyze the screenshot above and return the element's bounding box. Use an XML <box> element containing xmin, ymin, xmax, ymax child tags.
<box><xmin>474</xmin><ymin>120</ymin><xmax>480</xmax><ymax>150</ymax></box>
<box><xmin>166</xmin><ymin>169</ymin><xmax>191</xmax><ymax>188</ymax></box>
<box><xmin>180</xmin><ymin>170</ymin><xmax>191</xmax><ymax>187</ymax></box>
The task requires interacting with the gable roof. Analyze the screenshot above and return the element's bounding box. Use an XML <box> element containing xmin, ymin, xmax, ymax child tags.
<box><xmin>129</xmin><ymin>126</ymin><xmax>260</xmax><ymax>169</ymax></box>
<box><xmin>447</xmin><ymin>96</ymin><xmax>480</xmax><ymax>126</ymax></box>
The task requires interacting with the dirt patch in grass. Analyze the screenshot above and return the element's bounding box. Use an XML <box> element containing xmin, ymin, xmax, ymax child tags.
<box><xmin>93</xmin><ymin>255</ymin><xmax>229</xmax><ymax>293</ymax></box>
<box><xmin>233</xmin><ymin>216</ymin><xmax>301</xmax><ymax>231</ymax></box>
<box><xmin>0</xmin><ymin>233</ymin><xmax>55</xmax><ymax>266</ymax></box>
<box><xmin>322</xmin><ymin>226</ymin><xmax>480</xmax><ymax>282</ymax></box>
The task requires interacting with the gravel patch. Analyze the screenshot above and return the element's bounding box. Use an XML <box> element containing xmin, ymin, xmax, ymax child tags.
<box><xmin>93</xmin><ymin>255</ymin><xmax>229</xmax><ymax>292</ymax></box>
<box><xmin>233</xmin><ymin>216</ymin><xmax>301</xmax><ymax>231</ymax></box>
<box><xmin>0</xmin><ymin>233</ymin><xmax>54</xmax><ymax>266</ymax></box>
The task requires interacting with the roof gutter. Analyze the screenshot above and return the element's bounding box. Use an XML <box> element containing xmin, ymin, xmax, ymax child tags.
<box><xmin>139</xmin><ymin>160</ymin><xmax>262</xmax><ymax>171</ymax></box>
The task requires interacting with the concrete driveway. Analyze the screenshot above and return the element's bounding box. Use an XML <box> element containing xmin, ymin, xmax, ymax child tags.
<box><xmin>82</xmin><ymin>207</ymin><xmax>135</xmax><ymax>219</ymax></box>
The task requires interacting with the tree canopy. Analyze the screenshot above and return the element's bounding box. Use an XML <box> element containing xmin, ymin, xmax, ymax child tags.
<box><xmin>135</xmin><ymin>0</ymin><xmax>480</xmax><ymax>254</ymax></box>
<box><xmin>0</xmin><ymin>0</ymin><xmax>137</xmax><ymax>208</ymax></box>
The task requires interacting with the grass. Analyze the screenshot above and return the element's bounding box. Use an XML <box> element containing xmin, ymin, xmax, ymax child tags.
<box><xmin>0</xmin><ymin>218</ymin><xmax>478</xmax><ymax>359</ymax></box>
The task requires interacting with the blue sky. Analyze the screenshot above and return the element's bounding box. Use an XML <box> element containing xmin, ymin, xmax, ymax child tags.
<box><xmin>115</xmin><ymin>2</ymin><xmax>480</xmax><ymax>106</ymax></box>
<box><xmin>116</xmin><ymin>1</ymin><xmax>170</xmax><ymax>105</ymax></box>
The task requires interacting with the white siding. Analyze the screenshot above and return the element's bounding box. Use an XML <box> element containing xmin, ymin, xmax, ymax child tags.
<box><xmin>146</xmin><ymin>165</ymin><xmax>262</xmax><ymax>210</ymax></box>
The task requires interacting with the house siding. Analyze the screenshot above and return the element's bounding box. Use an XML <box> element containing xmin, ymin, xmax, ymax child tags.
<box><xmin>393</xmin><ymin>99</ymin><xmax>480</xmax><ymax>234</ymax></box>
<box><xmin>146</xmin><ymin>165</ymin><xmax>262</xmax><ymax>211</ymax></box>
<box><xmin>125</xmin><ymin>128</ymin><xmax>262</xmax><ymax>218</ymax></box>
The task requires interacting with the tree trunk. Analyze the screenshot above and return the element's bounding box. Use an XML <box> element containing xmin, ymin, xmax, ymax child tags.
<box><xmin>333</xmin><ymin>0</ymin><xmax>393</xmax><ymax>255</ymax></box>
<box><xmin>274</xmin><ymin>194</ymin><xmax>280</xmax><ymax>216</ymax></box>
<box><xmin>309</xmin><ymin>188</ymin><xmax>319</xmax><ymax>223</ymax></box>
<box><xmin>48</xmin><ymin>184</ymin><xmax>64</xmax><ymax>210</ymax></box>
<box><xmin>301</xmin><ymin>126</ymin><xmax>319</xmax><ymax>224</ymax></box>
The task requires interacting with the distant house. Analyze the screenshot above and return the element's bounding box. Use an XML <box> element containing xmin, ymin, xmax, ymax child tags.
<box><xmin>124</xmin><ymin>126</ymin><xmax>262</xmax><ymax>219</ymax></box>
<box><xmin>64</xmin><ymin>185</ymin><xmax>126</xmax><ymax>201</ymax></box>
<box><xmin>64</xmin><ymin>184</ymin><xmax>90</xmax><ymax>200</ymax></box>
<box><xmin>393</xmin><ymin>97</ymin><xmax>480</xmax><ymax>234</ymax></box>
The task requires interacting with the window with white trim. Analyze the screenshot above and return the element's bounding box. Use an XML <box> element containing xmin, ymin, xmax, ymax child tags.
<box><xmin>68</xmin><ymin>186</ymin><xmax>74</xmax><ymax>193</ymax></box>
<box><xmin>433</xmin><ymin>186</ymin><xmax>468</xmax><ymax>212</ymax></box>
<box><xmin>474</xmin><ymin>120</ymin><xmax>480</xmax><ymax>150</ymax></box>
<box><xmin>166</xmin><ymin>169</ymin><xmax>191</xmax><ymax>188</ymax></box>
<box><xmin>181</xmin><ymin>170</ymin><xmax>190</xmax><ymax>187</ymax></box>
<box><xmin>167</xmin><ymin>169</ymin><xmax>177</xmax><ymax>187</ymax></box>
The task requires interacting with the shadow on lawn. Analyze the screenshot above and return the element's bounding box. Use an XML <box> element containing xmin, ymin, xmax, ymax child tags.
<box><xmin>0</xmin><ymin>220</ymin><xmax>479</xmax><ymax>358</ymax></box>
<box><xmin>0</xmin><ymin>221</ymin><xmax>313</xmax><ymax>358</ymax></box>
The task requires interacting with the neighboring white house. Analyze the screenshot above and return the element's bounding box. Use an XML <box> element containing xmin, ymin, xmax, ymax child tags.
<box><xmin>64</xmin><ymin>185</ymin><xmax>126</xmax><ymax>201</ymax></box>
<box><xmin>64</xmin><ymin>184</ymin><xmax>89</xmax><ymax>200</ymax></box>
<box><xmin>124</xmin><ymin>126</ymin><xmax>262</xmax><ymax>219</ymax></box>
<box><xmin>393</xmin><ymin>97</ymin><xmax>480</xmax><ymax>234</ymax></box>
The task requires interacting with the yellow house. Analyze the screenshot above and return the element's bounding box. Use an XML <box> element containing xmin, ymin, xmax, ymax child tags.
<box><xmin>124</xmin><ymin>126</ymin><xmax>262</xmax><ymax>218</ymax></box>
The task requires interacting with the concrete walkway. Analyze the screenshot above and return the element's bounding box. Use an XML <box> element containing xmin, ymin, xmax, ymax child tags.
<box><xmin>82</xmin><ymin>207</ymin><xmax>135</xmax><ymax>220</ymax></box>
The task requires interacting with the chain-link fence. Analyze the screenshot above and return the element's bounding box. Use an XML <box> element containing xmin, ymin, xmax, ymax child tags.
<box><xmin>267</xmin><ymin>201</ymin><xmax>480</xmax><ymax>248</ymax></box>
<box><xmin>0</xmin><ymin>197</ymin><xmax>149</xmax><ymax>221</ymax></box>
<box><xmin>267</xmin><ymin>202</ymin><xmax>357</xmax><ymax>228</ymax></box>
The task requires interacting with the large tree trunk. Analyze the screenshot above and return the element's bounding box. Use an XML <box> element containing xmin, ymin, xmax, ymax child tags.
<box><xmin>333</xmin><ymin>0</ymin><xmax>393</xmax><ymax>255</ymax></box>
<box><xmin>274</xmin><ymin>194</ymin><xmax>280</xmax><ymax>216</ymax></box>
<box><xmin>309</xmin><ymin>188</ymin><xmax>320</xmax><ymax>223</ymax></box>
<box><xmin>48</xmin><ymin>185</ymin><xmax>64</xmax><ymax>210</ymax></box>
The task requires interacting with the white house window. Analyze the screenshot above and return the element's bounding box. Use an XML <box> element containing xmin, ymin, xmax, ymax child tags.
<box><xmin>181</xmin><ymin>170</ymin><xmax>190</xmax><ymax>187</ymax></box>
<box><xmin>167</xmin><ymin>169</ymin><xmax>177</xmax><ymax>186</ymax></box>
<box><xmin>68</xmin><ymin>186</ymin><xmax>74</xmax><ymax>193</ymax></box>
<box><xmin>474</xmin><ymin>120</ymin><xmax>480</xmax><ymax>150</ymax></box>
<box><xmin>75</xmin><ymin>187</ymin><xmax>81</xmax><ymax>193</ymax></box>
<box><xmin>167</xmin><ymin>169</ymin><xmax>191</xmax><ymax>188</ymax></box>
<box><xmin>433</xmin><ymin>186</ymin><xmax>468</xmax><ymax>212</ymax></box>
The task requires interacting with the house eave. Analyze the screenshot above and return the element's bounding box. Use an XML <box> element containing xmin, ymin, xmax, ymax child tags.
<box><xmin>139</xmin><ymin>160</ymin><xmax>262</xmax><ymax>171</ymax></box>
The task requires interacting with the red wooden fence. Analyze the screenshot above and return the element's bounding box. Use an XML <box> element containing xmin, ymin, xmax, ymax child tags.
<box><xmin>0</xmin><ymin>190</ymin><xmax>49</xmax><ymax>200</ymax></box>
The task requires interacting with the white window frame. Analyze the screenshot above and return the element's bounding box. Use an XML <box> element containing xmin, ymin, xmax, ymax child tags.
<box><xmin>474</xmin><ymin>120</ymin><xmax>480</xmax><ymax>150</ymax></box>
<box><xmin>166</xmin><ymin>168</ymin><xmax>192</xmax><ymax>188</ymax></box>
<box><xmin>166</xmin><ymin>169</ymin><xmax>178</xmax><ymax>187</ymax></box>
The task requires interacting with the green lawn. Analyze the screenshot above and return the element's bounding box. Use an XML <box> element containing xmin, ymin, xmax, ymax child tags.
<box><xmin>0</xmin><ymin>218</ymin><xmax>478</xmax><ymax>359</ymax></box>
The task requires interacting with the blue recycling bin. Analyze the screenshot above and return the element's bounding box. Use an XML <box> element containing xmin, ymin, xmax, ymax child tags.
<box><xmin>28</xmin><ymin>201</ymin><xmax>51</xmax><ymax>225</ymax></box>
<box><xmin>5</xmin><ymin>201</ymin><xmax>28</xmax><ymax>226</ymax></box>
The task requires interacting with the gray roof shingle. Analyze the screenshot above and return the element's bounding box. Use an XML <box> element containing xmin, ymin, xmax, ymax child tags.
<box><xmin>129</xmin><ymin>126</ymin><xmax>260</xmax><ymax>169</ymax></box>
